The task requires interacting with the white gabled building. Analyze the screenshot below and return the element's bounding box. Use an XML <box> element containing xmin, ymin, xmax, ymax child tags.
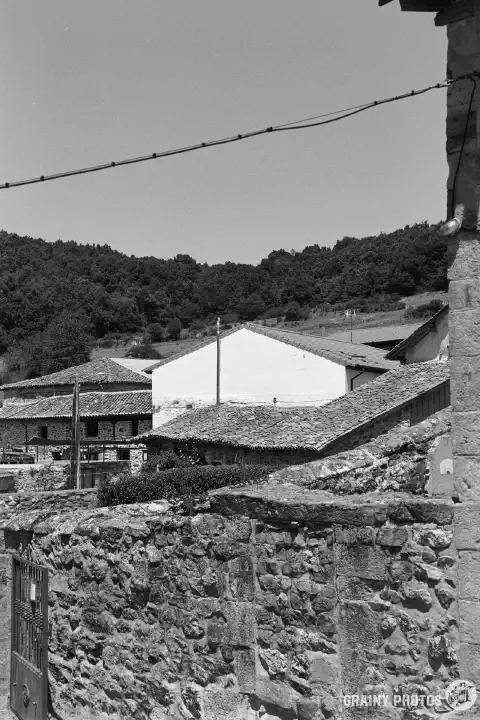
<box><xmin>145</xmin><ymin>324</ymin><xmax>398</xmax><ymax>427</ymax></box>
<box><xmin>386</xmin><ymin>305</ymin><xmax>449</xmax><ymax>364</ymax></box>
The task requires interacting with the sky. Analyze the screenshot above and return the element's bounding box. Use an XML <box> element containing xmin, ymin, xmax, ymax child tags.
<box><xmin>0</xmin><ymin>1</ymin><xmax>447</xmax><ymax>265</ymax></box>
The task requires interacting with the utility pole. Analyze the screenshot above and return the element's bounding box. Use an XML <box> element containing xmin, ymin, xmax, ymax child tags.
<box><xmin>70</xmin><ymin>377</ymin><xmax>81</xmax><ymax>489</ymax></box>
<box><xmin>344</xmin><ymin>309</ymin><xmax>356</xmax><ymax>343</ymax></box>
<box><xmin>216</xmin><ymin>316</ymin><xmax>221</xmax><ymax>405</ymax></box>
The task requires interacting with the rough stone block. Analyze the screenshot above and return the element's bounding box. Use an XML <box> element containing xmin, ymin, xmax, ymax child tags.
<box><xmin>450</xmin><ymin>279</ymin><xmax>480</xmax><ymax>309</ymax></box>
<box><xmin>454</xmin><ymin>456</ymin><xmax>480</xmax><ymax>500</ymax></box>
<box><xmin>339</xmin><ymin>602</ymin><xmax>382</xmax><ymax>651</ymax></box>
<box><xmin>222</xmin><ymin>602</ymin><xmax>255</xmax><ymax>647</ymax></box>
<box><xmin>458</xmin><ymin>551</ymin><xmax>480</xmax><ymax>601</ymax></box>
<box><xmin>307</xmin><ymin>652</ymin><xmax>340</xmax><ymax>685</ymax></box>
<box><xmin>398</xmin><ymin>500</ymin><xmax>453</xmax><ymax>525</ymax></box>
<box><xmin>235</xmin><ymin>649</ymin><xmax>256</xmax><ymax>694</ymax></box>
<box><xmin>452</xmin><ymin>412</ymin><xmax>480</xmax><ymax>456</ymax></box>
<box><xmin>454</xmin><ymin>503</ymin><xmax>480</xmax><ymax>548</ymax></box>
<box><xmin>458</xmin><ymin>642</ymin><xmax>480</xmax><ymax>683</ymax></box>
<box><xmin>335</xmin><ymin>544</ymin><xmax>387</xmax><ymax>582</ymax></box>
<box><xmin>376</xmin><ymin>526</ymin><xmax>408</xmax><ymax>548</ymax></box>
<box><xmin>203</xmin><ymin>688</ymin><xmax>250</xmax><ymax>720</ymax></box>
<box><xmin>451</xmin><ymin>357</ymin><xmax>480</xmax><ymax>412</ymax></box>
<box><xmin>252</xmin><ymin>677</ymin><xmax>299</xmax><ymax>714</ymax></box>
<box><xmin>448</xmin><ymin>233</ymin><xmax>480</xmax><ymax>281</ymax></box>
<box><xmin>450</xmin><ymin>309</ymin><xmax>480</xmax><ymax>356</ymax></box>
<box><xmin>458</xmin><ymin>600</ymin><xmax>480</xmax><ymax>644</ymax></box>
<box><xmin>334</xmin><ymin>526</ymin><xmax>374</xmax><ymax>546</ymax></box>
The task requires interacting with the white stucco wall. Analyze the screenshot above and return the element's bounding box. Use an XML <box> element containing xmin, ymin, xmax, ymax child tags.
<box><xmin>345</xmin><ymin>367</ymin><xmax>384</xmax><ymax>392</ymax></box>
<box><xmin>152</xmin><ymin>328</ymin><xmax>348</xmax><ymax>427</ymax></box>
<box><xmin>405</xmin><ymin>312</ymin><xmax>449</xmax><ymax>364</ymax></box>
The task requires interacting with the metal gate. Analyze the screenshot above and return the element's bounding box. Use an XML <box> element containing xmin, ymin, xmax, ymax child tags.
<box><xmin>10</xmin><ymin>556</ymin><xmax>48</xmax><ymax>720</ymax></box>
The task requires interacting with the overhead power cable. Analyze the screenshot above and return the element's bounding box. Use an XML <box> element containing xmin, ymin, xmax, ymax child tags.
<box><xmin>0</xmin><ymin>76</ymin><xmax>465</xmax><ymax>192</ymax></box>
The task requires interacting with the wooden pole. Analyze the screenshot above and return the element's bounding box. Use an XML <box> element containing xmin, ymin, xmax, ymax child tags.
<box><xmin>216</xmin><ymin>316</ymin><xmax>221</xmax><ymax>406</ymax></box>
<box><xmin>70</xmin><ymin>378</ymin><xmax>81</xmax><ymax>489</ymax></box>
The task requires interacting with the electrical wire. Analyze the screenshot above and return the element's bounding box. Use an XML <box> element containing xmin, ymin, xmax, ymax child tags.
<box><xmin>0</xmin><ymin>77</ymin><xmax>458</xmax><ymax>192</ymax></box>
<box><xmin>448</xmin><ymin>75</ymin><xmax>477</xmax><ymax>220</ymax></box>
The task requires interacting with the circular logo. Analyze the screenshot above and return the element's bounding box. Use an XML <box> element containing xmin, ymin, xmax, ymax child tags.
<box><xmin>445</xmin><ymin>680</ymin><xmax>477</xmax><ymax>712</ymax></box>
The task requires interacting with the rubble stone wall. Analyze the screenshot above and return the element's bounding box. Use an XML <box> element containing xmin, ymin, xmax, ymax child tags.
<box><xmin>0</xmin><ymin>418</ymin><xmax>152</xmax><ymax>450</ymax></box>
<box><xmin>0</xmin><ymin>487</ymin><xmax>467</xmax><ymax>720</ymax></box>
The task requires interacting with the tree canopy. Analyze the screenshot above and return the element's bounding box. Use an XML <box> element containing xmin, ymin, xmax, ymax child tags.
<box><xmin>0</xmin><ymin>222</ymin><xmax>447</xmax><ymax>371</ymax></box>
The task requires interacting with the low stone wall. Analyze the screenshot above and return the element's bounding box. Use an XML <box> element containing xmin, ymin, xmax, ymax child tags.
<box><xmin>9</xmin><ymin>462</ymin><xmax>70</xmax><ymax>492</ymax></box>
<box><xmin>269</xmin><ymin>409</ymin><xmax>451</xmax><ymax>497</ymax></box>
<box><xmin>0</xmin><ymin>488</ymin><xmax>97</xmax><ymax>520</ymax></box>
<box><xmin>0</xmin><ymin>484</ymin><xmax>469</xmax><ymax>720</ymax></box>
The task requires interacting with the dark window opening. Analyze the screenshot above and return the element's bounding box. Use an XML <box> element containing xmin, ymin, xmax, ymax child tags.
<box><xmin>86</xmin><ymin>419</ymin><xmax>99</xmax><ymax>437</ymax></box>
<box><xmin>117</xmin><ymin>448</ymin><xmax>131</xmax><ymax>461</ymax></box>
<box><xmin>131</xmin><ymin>419</ymin><xmax>138</xmax><ymax>437</ymax></box>
<box><xmin>39</xmin><ymin>426</ymin><xmax>48</xmax><ymax>440</ymax></box>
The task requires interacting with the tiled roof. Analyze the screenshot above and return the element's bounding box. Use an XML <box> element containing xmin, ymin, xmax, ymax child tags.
<box><xmin>0</xmin><ymin>390</ymin><xmax>152</xmax><ymax>420</ymax></box>
<box><xmin>1</xmin><ymin>357</ymin><xmax>152</xmax><ymax>390</ymax></box>
<box><xmin>137</xmin><ymin>361</ymin><xmax>449</xmax><ymax>451</ymax></box>
<box><xmin>385</xmin><ymin>305</ymin><xmax>449</xmax><ymax>361</ymax></box>
<box><xmin>327</xmin><ymin>323</ymin><xmax>422</xmax><ymax>345</ymax></box>
<box><xmin>145</xmin><ymin>323</ymin><xmax>398</xmax><ymax>373</ymax></box>
<box><xmin>110</xmin><ymin>358</ymin><xmax>156</xmax><ymax>374</ymax></box>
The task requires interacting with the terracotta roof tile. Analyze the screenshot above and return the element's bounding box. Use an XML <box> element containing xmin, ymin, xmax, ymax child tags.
<box><xmin>1</xmin><ymin>357</ymin><xmax>152</xmax><ymax>390</ymax></box>
<box><xmin>0</xmin><ymin>390</ymin><xmax>152</xmax><ymax>420</ymax></box>
<box><xmin>137</xmin><ymin>361</ymin><xmax>449</xmax><ymax>451</ymax></box>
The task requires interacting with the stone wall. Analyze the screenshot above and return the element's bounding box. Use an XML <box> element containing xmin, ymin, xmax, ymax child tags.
<box><xmin>0</xmin><ymin>485</ymin><xmax>469</xmax><ymax>720</ymax></box>
<box><xmin>270</xmin><ymin>409</ymin><xmax>451</xmax><ymax>497</ymax></box>
<box><xmin>0</xmin><ymin>417</ymin><xmax>152</xmax><ymax>449</ymax></box>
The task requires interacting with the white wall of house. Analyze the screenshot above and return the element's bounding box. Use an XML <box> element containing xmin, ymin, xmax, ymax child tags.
<box><xmin>153</xmin><ymin>328</ymin><xmax>349</xmax><ymax>426</ymax></box>
<box><xmin>406</xmin><ymin>312</ymin><xmax>449</xmax><ymax>364</ymax></box>
<box><xmin>345</xmin><ymin>367</ymin><xmax>384</xmax><ymax>392</ymax></box>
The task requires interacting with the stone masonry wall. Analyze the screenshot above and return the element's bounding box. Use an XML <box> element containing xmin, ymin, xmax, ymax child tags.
<box><xmin>0</xmin><ymin>488</ymin><xmax>467</xmax><ymax>720</ymax></box>
<box><xmin>0</xmin><ymin>417</ymin><xmax>152</xmax><ymax>449</ymax></box>
<box><xmin>446</xmin><ymin>7</ymin><xmax>480</xmax><ymax>692</ymax></box>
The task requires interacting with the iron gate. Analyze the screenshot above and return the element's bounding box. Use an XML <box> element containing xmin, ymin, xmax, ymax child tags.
<box><xmin>10</xmin><ymin>556</ymin><xmax>48</xmax><ymax>720</ymax></box>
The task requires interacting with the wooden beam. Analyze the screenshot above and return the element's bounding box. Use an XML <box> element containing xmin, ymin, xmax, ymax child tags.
<box><xmin>435</xmin><ymin>0</ymin><xmax>474</xmax><ymax>25</ymax></box>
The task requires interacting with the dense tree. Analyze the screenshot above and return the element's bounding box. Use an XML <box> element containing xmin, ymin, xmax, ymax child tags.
<box><xmin>126</xmin><ymin>343</ymin><xmax>162</xmax><ymax>360</ymax></box>
<box><xmin>0</xmin><ymin>221</ymin><xmax>447</xmax><ymax>376</ymax></box>
<box><xmin>4</xmin><ymin>311</ymin><xmax>93</xmax><ymax>378</ymax></box>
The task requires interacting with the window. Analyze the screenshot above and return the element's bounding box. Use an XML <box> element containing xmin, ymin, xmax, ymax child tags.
<box><xmin>131</xmin><ymin>419</ymin><xmax>138</xmax><ymax>437</ymax></box>
<box><xmin>86</xmin><ymin>419</ymin><xmax>99</xmax><ymax>437</ymax></box>
<box><xmin>39</xmin><ymin>425</ymin><xmax>48</xmax><ymax>440</ymax></box>
<box><xmin>117</xmin><ymin>448</ymin><xmax>130</xmax><ymax>461</ymax></box>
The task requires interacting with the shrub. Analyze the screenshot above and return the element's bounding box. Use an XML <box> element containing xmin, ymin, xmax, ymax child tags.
<box><xmin>98</xmin><ymin>463</ymin><xmax>275</xmax><ymax>507</ymax></box>
<box><xmin>126</xmin><ymin>342</ymin><xmax>162</xmax><ymax>359</ymax></box>
<box><xmin>405</xmin><ymin>299</ymin><xmax>444</xmax><ymax>320</ymax></box>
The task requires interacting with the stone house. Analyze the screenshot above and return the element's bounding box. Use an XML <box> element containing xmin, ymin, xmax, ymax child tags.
<box><xmin>1</xmin><ymin>356</ymin><xmax>152</xmax><ymax>402</ymax></box>
<box><xmin>0</xmin><ymin>390</ymin><xmax>152</xmax><ymax>463</ymax></box>
<box><xmin>386</xmin><ymin>304</ymin><xmax>449</xmax><ymax>364</ymax></box>
<box><xmin>137</xmin><ymin>360</ymin><xmax>450</xmax><ymax>466</ymax></box>
<box><xmin>145</xmin><ymin>323</ymin><xmax>398</xmax><ymax>427</ymax></box>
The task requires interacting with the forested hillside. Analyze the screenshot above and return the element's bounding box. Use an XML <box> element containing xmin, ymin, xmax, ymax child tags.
<box><xmin>0</xmin><ymin>222</ymin><xmax>446</xmax><ymax>358</ymax></box>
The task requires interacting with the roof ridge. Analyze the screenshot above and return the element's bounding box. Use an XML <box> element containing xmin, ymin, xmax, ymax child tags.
<box><xmin>138</xmin><ymin>361</ymin><xmax>449</xmax><ymax>451</ymax></box>
<box><xmin>385</xmin><ymin>304</ymin><xmax>449</xmax><ymax>360</ymax></box>
<box><xmin>143</xmin><ymin>324</ymin><xmax>248</xmax><ymax>372</ymax></box>
<box><xmin>250</xmin><ymin>322</ymin><xmax>401</xmax><ymax>349</ymax></box>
